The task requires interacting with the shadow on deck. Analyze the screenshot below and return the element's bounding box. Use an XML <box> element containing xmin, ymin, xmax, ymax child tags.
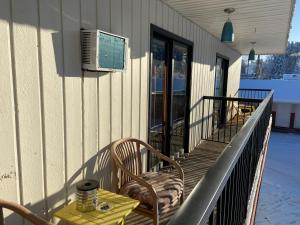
<box><xmin>125</xmin><ymin>125</ymin><xmax>241</xmax><ymax>225</ymax></box>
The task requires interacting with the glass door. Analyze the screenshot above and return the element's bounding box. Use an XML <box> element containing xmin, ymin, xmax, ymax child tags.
<box><xmin>214</xmin><ymin>57</ymin><xmax>225</xmax><ymax>97</ymax></box>
<box><xmin>149</xmin><ymin>27</ymin><xmax>192</xmax><ymax>167</ymax></box>
<box><xmin>213</xmin><ymin>56</ymin><xmax>229</xmax><ymax>127</ymax></box>
<box><xmin>169</xmin><ymin>42</ymin><xmax>189</xmax><ymax>156</ymax></box>
<box><xmin>149</xmin><ymin>38</ymin><xmax>168</xmax><ymax>160</ymax></box>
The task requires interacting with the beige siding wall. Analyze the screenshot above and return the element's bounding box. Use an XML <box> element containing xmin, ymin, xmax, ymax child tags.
<box><xmin>0</xmin><ymin>0</ymin><xmax>241</xmax><ymax>222</ymax></box>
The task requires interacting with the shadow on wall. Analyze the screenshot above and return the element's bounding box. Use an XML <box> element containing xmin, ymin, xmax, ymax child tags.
<box><xmin>188</xmin><ymin>97</ymin><xmax>214</xmax><ymax>148</ymax></box>
<box><xmin>4</xmin><ymin>145</ymin><xmax>112</xmax><ymax>224</ymax></box>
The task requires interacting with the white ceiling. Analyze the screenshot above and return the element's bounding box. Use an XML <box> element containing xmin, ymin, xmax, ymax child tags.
<box><xmin>162</xmin><ymin>0</ymin><xmax>296</xmax><ymax>55</ymax></box>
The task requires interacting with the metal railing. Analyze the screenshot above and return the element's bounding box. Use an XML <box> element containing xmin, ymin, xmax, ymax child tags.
<box><xmin>168</xmin><ymin>89</ymin><xmax>273</xmax><ymax>225</ymax></box>
<box><xmin>237</xmin><ymin>88</ymin><xmax>271</xmax><ymax>100</ymax></box>
<box><xmin>201</xmin><ymin>95</ymin><xmax>262</xmax><ymax>143</ymax></box>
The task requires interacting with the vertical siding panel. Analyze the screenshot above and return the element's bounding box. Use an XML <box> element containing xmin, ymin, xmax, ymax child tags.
<box><xmin>140</xmin><ymin>0</ymin><xmax>150</xmax><ymax>171</ymax></box>
<box><xmin>156</xmin><ymin>0</ymin><xmax>163</xmax><ymax>27</ymax></box>
<box><xmin>206</xmin><ymin>34</ymin><xmax>211</xmax><ymax>96</ymax></box>
<box><xmin>121</xmin><ymin>0</ymin><xmax>132</xmax><ymax>138</ymax></box>
<box><xmin>131</xmin><ymin>0</ymin><xmax>141</xmax><ymax>138</ymax></box>
<box><xmin>97</xmin><ymin>0</ymin><xmax>112</xmax><ymax>189</ymax></box>
<box><xmin>188</xmin><ymin>22</ymin><xmax>192</xmax><ymax>150</ymax></box>
<box><xmin>194</xmin><ymin>27</ymin><xmax>201</xmax><ymax>144</ymax></box>
<box><xmin>189</xmin><ymin>24</ymin><xmax>197</xmax><ymax>151</ymax></box>
<box><xmin>210</xmin><ymin>34</ymin><xmax>216</xmax><ymax>95</ymax></box>
<box><xmin>110</xmin><ymin>0</ymin><xmax>122</xmax><ymax>141</ymax></box>
<box><xmin>11</xmin><ymin>0</ymin><xmax>46</xmax><ymax>217</ymax></box>
<box><xmin>207</xmin><ymin>34</ymin><xmax>214</xmax><ymax>136</ymax></box>
<box><xmin>168</xmin><ymin>7</ymin><xmax>174</xmax><ymax>32</ymax></box>
<box><xmin>173</xmin><ymin>12</ymin><xmax>179</xmax><ymax>35</ymax></box>
<box><xmin>81</xmin><ymin>0</ymin><xmax>98</xmax><ymax>180</ymax></box>
<box><xmin>39</xmin><ymin>0</ymin><xmax>65</xmax><ymax>218</ymax></box>
<box><xmin>197</xmin><ymin>27</ymin><xmax>203</xmax><ymax>144</ymax></box>
<box><xmin>149</xmin><ymin>0</ymin><xmax>156</xmax><ymax>24</ymax></box>
<box><xmin>177</xmin><ymin>14</ymin><xmax>182</xmax><ymax>36</ymax></box>
<box><xmin>203</xmin><ymin>30</ymin><xmax>208</xmax><ymax>139</ymax></box>
<box><xmin>194</xmin><ymin>25</ymin><xmax>201</xmax><ymax>150</ymax></box>
<box><xmin>61</xmin><ymin>0</ymin><xmax>82</xmax><ymax>197</ymax></box>
<box><xmin>140</xmin><ymin>0</ymin><xmax>150</xmax><ymax>142</ymax></box>
<box><xmin>204</xmin><ymin>32</ymin><xmax>210</xmax><ymax>134</ymax></box>
<box><xmin>162</xmin><ymin>3</ymin><xmax>168</xmax><ymax>30</ymax></box>
<box><xmin>182</xmin><ymin>18</ymin><xmax>187</xmax><ymax>39</ymax></box>
<box><xmin>0</xmin><ymin>1</ymin><xmax>22</xmax><ymax>223</ymax></box>
<box><xmin>199</xmin><ymin>28</ymin><xmax>206</xmax><ymax>141</ymax></box>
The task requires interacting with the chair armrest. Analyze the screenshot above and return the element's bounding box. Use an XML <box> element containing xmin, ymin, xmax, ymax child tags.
<box><xmin>0</xmin><ymin>199</ymin><xmax>55</xmax><ymax>225</ymax></box>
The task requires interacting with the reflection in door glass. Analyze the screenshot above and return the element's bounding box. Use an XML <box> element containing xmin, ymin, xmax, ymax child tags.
<box><xmin>213</xmin><ymin>57</ymin><xmax>226</xmax><ymax>129</ymax></box>
<box><xmin>214</xmin><ymin>58</ymin><xmax>224</xmax><ymax>97</ymax></box>
<box><xmin>170</xmin><ymin>43</ymin><xmax>188</xmax><ymax>156</ymax></box>
<box><xmin>149</xmin><ymin>39</ymin><xmax>166</xmax><ymax>155</ymax></box>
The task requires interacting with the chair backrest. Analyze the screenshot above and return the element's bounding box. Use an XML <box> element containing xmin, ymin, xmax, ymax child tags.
<box><xmin>111</xmin><ymin>138</ymin><xmax>144</xmax><ymax>188</ymax></box>
<box><xmin>0</xmin><ymin>199</ymin><xmax>55</xmax><ymax>225</ymax></box>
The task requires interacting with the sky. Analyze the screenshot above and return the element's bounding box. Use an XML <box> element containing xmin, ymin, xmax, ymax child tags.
<box><xmin>289</xmin><ymin>0</ymin><xmax>300</xmax><ymax>42</ymax></box>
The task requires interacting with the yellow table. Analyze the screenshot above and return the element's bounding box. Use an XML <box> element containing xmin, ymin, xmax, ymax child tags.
<box><xmin>54</xmin><ymin>189</ymin><xmax>140</xmax><ymax>225</ymax></box>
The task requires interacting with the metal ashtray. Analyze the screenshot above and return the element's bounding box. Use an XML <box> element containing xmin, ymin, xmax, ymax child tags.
<box><xmin>97</xmin><ymin>202</ymin><xmax>113</xmax><ymax>212</ymax></box>
<box><xmin>76</xmin><ymin>179</ymin><xmax>100</xmax><ymax>212</ymax></box>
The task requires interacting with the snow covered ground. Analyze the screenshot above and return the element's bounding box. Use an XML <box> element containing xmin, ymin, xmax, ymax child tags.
<box><xmin>255</xmin><ymin>132</ymin><xmax>300</xmax><ymax>225</ymax></box>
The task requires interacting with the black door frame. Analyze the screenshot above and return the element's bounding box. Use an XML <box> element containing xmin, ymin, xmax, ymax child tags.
<box><xmin>215</xmin><ymin>54</ymin><xmax>229</xmax><ymax>125</ymax></box>
<box><xmin>149</xmin><ymin>24</ymin><xmax>193</xmax><ymax>157</ymax></box>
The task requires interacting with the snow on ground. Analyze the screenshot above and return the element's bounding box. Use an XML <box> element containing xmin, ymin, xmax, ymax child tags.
<box><xmin>255</xmin><ymin>132</ymin><xmax>300</xmax><ymax>225</ymax></box>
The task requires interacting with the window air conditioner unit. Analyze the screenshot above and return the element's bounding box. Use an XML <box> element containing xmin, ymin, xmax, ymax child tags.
<box><xmin>81</xmin><ymin>29</ymin><xmax>128</xmax><ymax>72</ymax></box>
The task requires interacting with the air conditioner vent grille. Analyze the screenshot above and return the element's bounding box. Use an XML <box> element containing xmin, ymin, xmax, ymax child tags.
<box><xmin>81</xmin><ymin>32</ymin><xmax>97</xmax><ymax>65</ymax></box>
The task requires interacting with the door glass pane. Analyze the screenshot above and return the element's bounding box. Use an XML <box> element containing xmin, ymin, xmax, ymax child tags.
<box><xmin>149</xmin><ymin>38</ymin><xmax>166</xmax><ymax>156</ymax></box>
<box><xmin>213</xmin><ymin>57</ymin><xmax>225</xmax><ymax>128</ymax></box>
<box><xmin>214</xmin><ymin>57</ymin><xmax>224</xmax><ymax>97</ymax></box>
<box><xmin>170</xmin><ymin>43</ymin><xmax>188</xmax><ymax>157</ymax></box>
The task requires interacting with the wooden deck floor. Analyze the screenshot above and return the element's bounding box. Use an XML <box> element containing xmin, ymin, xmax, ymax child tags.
<box><xmin>125</xmin><ymin>139</ymin><xmax>229</xmax><ymax>225</ymax></box>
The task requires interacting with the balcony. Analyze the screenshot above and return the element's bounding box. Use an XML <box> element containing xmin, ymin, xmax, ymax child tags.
<box><xmin>126</xmin><ymin>88</ymin><xmax>273</xmax><ymax>225</ymax></box>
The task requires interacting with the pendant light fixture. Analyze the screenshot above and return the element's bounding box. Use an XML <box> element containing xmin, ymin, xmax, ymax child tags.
<box><xmin>248</xmin><ymin>42</ymin><xmax>256</xmax><ymax>61</ymax></box>
<box><xmin>221</xmin><ymin>8</ymin><xmax>235</xmax><ymax>43</ymax></box>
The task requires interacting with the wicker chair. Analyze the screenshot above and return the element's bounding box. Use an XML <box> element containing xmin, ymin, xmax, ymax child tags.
<box><xmin>111</xmin><ymin>138</ymin><xmax>184</xmax><ymax>225</ymax></box>
<box><xmin>0</xmin><ymin>199</ymin><xmax>55</xmax><ymax>225</ymax></box>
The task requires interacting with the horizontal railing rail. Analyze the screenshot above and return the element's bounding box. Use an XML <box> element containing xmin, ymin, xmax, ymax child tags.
<box><xmin>168</xmin><ymin>89</ymin><xmax>273</xmax><ymax>225</ymax></box>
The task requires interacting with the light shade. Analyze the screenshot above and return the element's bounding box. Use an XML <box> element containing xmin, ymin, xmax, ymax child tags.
<box><xmin>248</xmin><ymin>48</ymin><xmax>255</xmax><ymax>60</ymax></box>
<box><xmin>221</xmin><ymin>19</ymin><xmax>234</xmax><ymax>43</ymax></box>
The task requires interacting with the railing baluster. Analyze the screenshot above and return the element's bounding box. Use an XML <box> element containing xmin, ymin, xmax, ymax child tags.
<box><xmin>216</xmin><ymin>193</ymin><xmax>223</xmax><ymax>225</ymax></box>
<box><xmin>236</xmin><ymin>101</ymin><xmax>239</xmax><ymax>134</ymax></box>
<box><xmin>229</xmin><ymin>100</ymin><xmax>234</xmax><ymax>141</ymax></box>
<box><xmin>223</xmin><ymin>100</ymin><xmax>227</xmax><ymax>143</ymax></box>
<box><xmin>225</xmin><ymin>179</ymin><xmax>231</xmax><ymax>225</ymax></box>
<box><xmin>208</xmin><ymin>99</ymin><xmax>211</xmax><ymax>141</ymax></box>
<box><xmin>212</xmin><ymin>99</ymin><xmax>215</xmax><ymax>141</ymax></box>
<box><xmin>217</xmin><ymin>100</ymin><xmax>221</xmax><ymax>142</ymax></box>
<box><xmin>202</xmin><ymin>99</ymin><xmax>205</xmax><ymax>140</ymax></box>
<box><xmin>206</xmin><ymin>99</ymin><xmax>210</xmax><ymax>141</ymax></box>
